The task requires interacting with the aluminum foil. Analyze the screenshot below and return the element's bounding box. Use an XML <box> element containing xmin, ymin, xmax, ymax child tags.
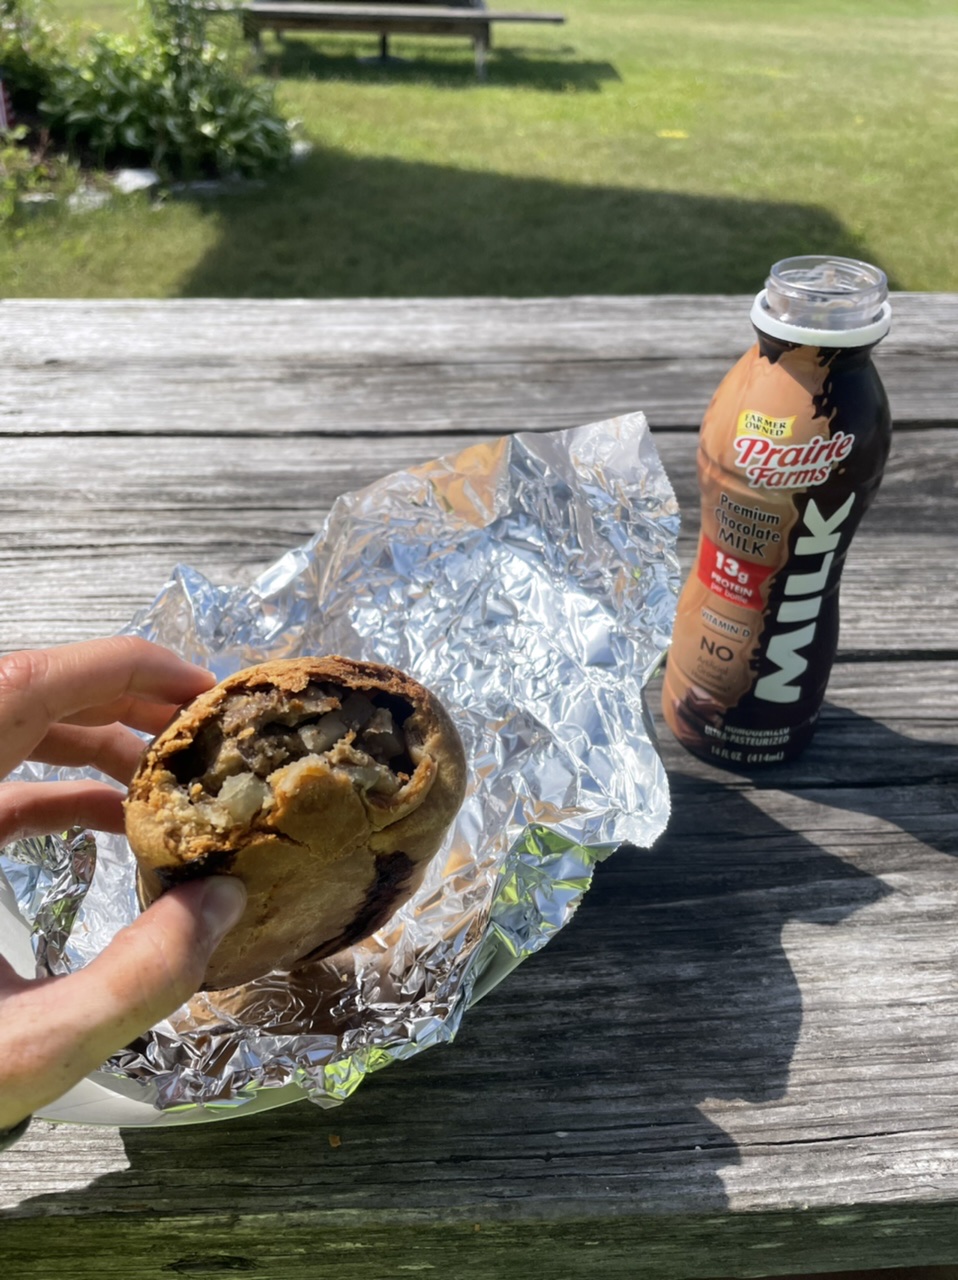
<box><xmin>0</xmin><ymin>413</ymin><xmax>679</xmax><ymax>1114</ymax></box>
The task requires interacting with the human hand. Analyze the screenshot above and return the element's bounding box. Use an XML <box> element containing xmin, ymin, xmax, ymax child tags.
<box><xmin>0</xmin><ymin>637</ymin><xmax>247</xmax><ymax>1131</ymax></box>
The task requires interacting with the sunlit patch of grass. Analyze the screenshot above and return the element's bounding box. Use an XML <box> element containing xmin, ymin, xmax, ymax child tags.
<box><xmin>4</xmin><ymin>0</ymin><xmax>956</xmax><ymax>295</ymax></box>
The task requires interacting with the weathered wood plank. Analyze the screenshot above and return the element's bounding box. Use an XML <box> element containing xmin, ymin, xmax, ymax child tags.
<box><xmin>656</xmin><ymin>670</ymin><xmax>958</xmax><ymax>792</ymax></box>
<box><xmin>242</xmin><ymin>9</ymin><xmax>496</xmax><ymax>41</ymax></box>
<box><xmin>1</xmin><ymin>672</ymin><xmax>957</xmax><ymax>1278</ymax></box>
<box><xmin>0</xmin><ymin>430</ymin><xmax>953</xmax><ymax>654</ymax></box>
<box><xmin>241</xmin><ymin>2</ymin><xmax>562</xmax><ymax>23</ymax></box>
<box><xmin>3</xmin><ymin>1208</ymin><xmax>957</xmax><ymax>1280</ymax></box>
<box><xmin>3</xmin><ymin>1205</ymin><xmax>958</xmax><ymax>1280</ymax></box>
<box><xmin>0</xmin><ymin>296</ymin><xmax>953</xmax><ymax>435</ymax></box>
<box><xmin>3</xmin><ymin>541</ymin><xmax>948</xmax><ymax>652</ymax></box>
<box><xmin>1</xmin><ymin>296</ymin><xmax>956</xmax><ymax>1279</ymax></box>
<box><xmin>3</xmin><ymin>295</ymin><xmax>951</xmax><ymax>361</ymax></box>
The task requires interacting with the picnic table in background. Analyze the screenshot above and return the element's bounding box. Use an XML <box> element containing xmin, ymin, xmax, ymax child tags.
<box><xmin>232</xmin><ymin>0</ymin><xmax>567</xmax><ymax>79</ymax></box>
<box><xmin>0</xmin><ymin>294</ymin><xmax>957</xmax><ymax>1278</ymax></box>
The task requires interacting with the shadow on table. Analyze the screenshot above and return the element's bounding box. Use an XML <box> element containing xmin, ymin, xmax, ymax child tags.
<box><xmin>175</xmin><ymin>147</ymin><xmax>898</xmax><ymax>298</ymax></box>
<box><xmin>758</xmin><ymin>701</ymin><xmax>958</xmax><ymax>862</ymax></box>
<box><xmin>9</xmin><ymin>774</ymin><xmax>890</xmax><ymax>1236</ymax></box>
<box><xmin>541</xmin><ymin>769</ymin><xmax>892</xmax><ymax>1200</ymax></box>
<box><xmin>24</xmin><ymin>698</ymin><xmax>951</xmax><ymax>1228</ymax></box>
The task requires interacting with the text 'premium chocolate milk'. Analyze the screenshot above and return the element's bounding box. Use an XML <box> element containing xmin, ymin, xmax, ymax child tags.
<box><xmin>661</xmin><ymin>256</ymin><xmax>893</xmax><ymax>766</ymax></box>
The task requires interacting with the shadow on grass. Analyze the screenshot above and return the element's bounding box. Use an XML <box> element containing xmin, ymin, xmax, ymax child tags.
<box><xmin>177</xmin><ymin>148</ymin><xmax>898</xmax><ymax>298</ymax></box>
<box><xmin>260</xmin><ymin>34</ymin><xmax>618</xmax><ymax>91</ymax></box>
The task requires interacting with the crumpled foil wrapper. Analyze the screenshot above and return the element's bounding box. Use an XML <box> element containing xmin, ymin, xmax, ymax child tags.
<box><xmin>0</xmin><ymin>413</ymin><xmax>679</xmax><ymax>1115</ymax></box>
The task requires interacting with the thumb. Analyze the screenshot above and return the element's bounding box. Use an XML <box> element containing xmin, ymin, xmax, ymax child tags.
<box><xmin>0</xmin><ymin>877</ymin><xmax>247</xmax><ymax>1127</ymax></box>
<box><xmin>67</xmin><ymin>876</ymin><xmax>248</xmax><ymax>1058</ymax></box>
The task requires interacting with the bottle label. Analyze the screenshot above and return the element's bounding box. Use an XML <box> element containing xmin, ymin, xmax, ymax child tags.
<box><xmin>733</xmin><ymin>429</ymin><xmax>854</xmax><ymax>489</ymax></box>
<box><xmin>662</xmin><ymin>337</ymin><xmax>890</xmax><ymax>766</ymax></box>
<box><xmin>696</xmin><ymin>535</ymin><xmax>773</xmax><ymax>610</ymax></box>
<box><xmin>736</xmin><ymin>410</ymin><xmax>795</xmax><ymax>441</ymax></box>
<box><xmin>752</xmin><ymin>493</ymin><xmax>856</xmax><ymax>705</ymax></box>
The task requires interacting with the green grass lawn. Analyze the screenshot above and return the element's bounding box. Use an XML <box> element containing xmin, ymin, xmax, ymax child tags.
<box><xmin>2</xmin><ymin>0</ymin><xmax>956</xmax><ymax>296</ymax></box>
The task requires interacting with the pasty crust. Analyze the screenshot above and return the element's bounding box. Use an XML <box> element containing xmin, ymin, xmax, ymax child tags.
<box><xmin>124</xmin><ymin>656</ymin><xmax>467</xmax><ymax>988</ymax></box>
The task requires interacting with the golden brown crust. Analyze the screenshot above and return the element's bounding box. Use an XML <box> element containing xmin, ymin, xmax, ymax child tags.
<box><xmin>124</xmin><ymin>656</ymin><xmax>467</xmax><ymax>988</ymax></box>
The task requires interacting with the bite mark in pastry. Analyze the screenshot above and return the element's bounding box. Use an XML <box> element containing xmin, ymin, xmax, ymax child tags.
<box><xmin>124</xmin><ymin>656</ymin><xmax>467</xmax><ymax>989</ymax></box>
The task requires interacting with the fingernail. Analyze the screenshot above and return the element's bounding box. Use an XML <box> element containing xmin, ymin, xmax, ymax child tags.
<box><xmin>199</xmin><ymin>876</ymin><xmax>247</xmax><ymax>945</ymax></box>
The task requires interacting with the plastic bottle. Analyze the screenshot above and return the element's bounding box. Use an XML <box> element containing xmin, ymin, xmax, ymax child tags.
<box><xmin>661</xmin><ymin>255</ymin><xmax>893</xmax><ymax>766</ymax></box>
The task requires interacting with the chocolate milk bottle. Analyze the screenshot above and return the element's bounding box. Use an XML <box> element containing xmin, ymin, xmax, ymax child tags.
<box><xmin>661</xmin><ymin>256</ymin><xmax>893</xmax><ymax>766</ymax></box>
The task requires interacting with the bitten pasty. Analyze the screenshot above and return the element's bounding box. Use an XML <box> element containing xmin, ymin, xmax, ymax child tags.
<box><xmin>124</xmin><ymin>656</ymin><xmax>467</xmax><ymax>989</ymax></box>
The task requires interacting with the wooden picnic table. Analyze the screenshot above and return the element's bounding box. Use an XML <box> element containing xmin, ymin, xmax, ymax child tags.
<box><xmin>0</xmin><ymin>294</ymin><xmax>956</xmax><ymax>1278</ymax></box>
<box><xmin>235</xmin><ymin>0</ymin><xmax>567</xmax><ymax>80</ymax></box>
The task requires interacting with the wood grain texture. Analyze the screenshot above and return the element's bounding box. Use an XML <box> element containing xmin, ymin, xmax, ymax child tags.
<box><xmin>5</xmin><ymin>1207</ymin><xmax>958</xmax><ymax>1280</ymax></box>
<box><xmin>2</xmin><ymin>664</ymin><xmax>957</xmax><ymax>1273</ymax></box>
<box><xmin>1</xmin><ymin>296</ymin><xmax>957</xmax><ymax>1278</ymax></box>
<box><xmin>0</xmin><ymin>429</ymin><xmax>953</xmax><ymax>654</ymax></box>
<box><xmin>0</xmin><ymin>295</ymin><xmax>954</xmax><ymax>435</ymax></box>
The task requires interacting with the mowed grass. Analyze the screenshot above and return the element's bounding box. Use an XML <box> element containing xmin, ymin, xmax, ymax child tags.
<box><xmin>2</xmin><ymin>0</ymin><xmax>956</xmax><ymax>296</ymax></box>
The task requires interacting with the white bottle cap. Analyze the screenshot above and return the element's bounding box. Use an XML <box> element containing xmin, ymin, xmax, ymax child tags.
<box><xmin>751</xmin><ymin>255</ymin><xmax>892</xmax><ymax>348</ymax></box>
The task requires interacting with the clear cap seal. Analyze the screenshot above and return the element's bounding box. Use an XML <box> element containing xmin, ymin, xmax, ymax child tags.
<box><xmin>751</xmin><ymin>255</ymin><xmax>892</xmax><ymax>347</ymax></box>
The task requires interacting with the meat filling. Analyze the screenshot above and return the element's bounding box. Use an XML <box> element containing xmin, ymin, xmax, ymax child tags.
<box><xmin>166</xmin><ymin>681</ymin><xmax>418</xmax><ymax>834</ymax></box>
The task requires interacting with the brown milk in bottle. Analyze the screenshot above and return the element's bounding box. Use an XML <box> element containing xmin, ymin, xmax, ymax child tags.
<box><xmin>661</xmin><ymin>256</ymin><xmax>893</xmax><ymax>766</ymax></box>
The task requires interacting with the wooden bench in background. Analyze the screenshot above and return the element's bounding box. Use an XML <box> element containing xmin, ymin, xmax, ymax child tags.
<box><xmin>237</xmin><ymin>0</ymin><xmax>566</xmax><ymax>79</ymax></box>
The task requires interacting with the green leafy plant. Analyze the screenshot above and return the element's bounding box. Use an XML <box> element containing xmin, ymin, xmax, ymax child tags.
<box><xmin>0</xmin><ymin>121</ymin><xmax>76</xmax><ymax>220</ymax></box>
<box><xmin>0</xmin><ymin>124</ymin><xmax>35</xmax><ymax>218</ymax></box>
<box><xmin>0</xmin><ymin>0</ymin><xmax>70</xmax><ymax>114</ymax></box>
<box><xmin>38</xmin><ymin>0</ymin><xmax>291</xmax><ymax>179</ymax></box>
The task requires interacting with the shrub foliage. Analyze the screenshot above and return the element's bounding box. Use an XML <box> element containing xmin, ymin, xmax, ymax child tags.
<box><xmin>1</xmin><ymin>0</ymin><xmax>291</xmax><ymax>180</ymax></box>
